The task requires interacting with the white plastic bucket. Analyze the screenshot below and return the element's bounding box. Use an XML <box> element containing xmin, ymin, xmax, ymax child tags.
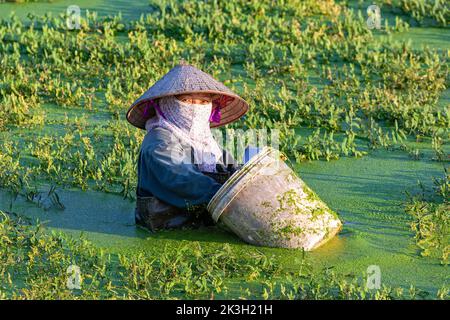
<box><xmin>207</xmin><ymin>146</ymin><xmax>342</xmax><ymax>250</ymax></box>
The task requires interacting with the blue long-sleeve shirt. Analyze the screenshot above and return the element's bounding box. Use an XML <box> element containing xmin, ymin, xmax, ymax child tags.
<box><xmin>136</xmin><ymin>126</ymin><xmax>231</xmax><ymax>209</ymax></box>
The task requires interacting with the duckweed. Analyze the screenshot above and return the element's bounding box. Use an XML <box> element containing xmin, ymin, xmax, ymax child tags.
<box><xmin>2</xmin><ymin>211</ymin><xmax>447</xmax><ymax>299</ymax></box>
<box><xmin>0</xmin><ymin>0</ymin><xmax>448</xmax><ymax>299</ymax></box>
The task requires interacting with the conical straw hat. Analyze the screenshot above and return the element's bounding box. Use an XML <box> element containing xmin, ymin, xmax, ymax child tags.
<box><xmin>126</xmin><ymin>60</ymin><xmax>249</xmax><ymax>129</ymax></box>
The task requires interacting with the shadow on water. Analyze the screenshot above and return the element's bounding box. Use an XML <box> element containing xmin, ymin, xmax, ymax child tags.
<box><xmin>0</xmin><ymin>187</ymin><xmax>243</xmax><ymax>245</ymax></box>
<box><xmin>0</xmin><ymin>148</ymin><xmax>443</xmax><ymax>246</ymax></box>
<box><xmin>95</xmin><ymin>0</ymin><xmax>153</xmax><ymax>19</ymax></box>
<box><xmin>0</xmin><ymin>188</ymin><xmax>141</xmax><ymax>238</ymax></box>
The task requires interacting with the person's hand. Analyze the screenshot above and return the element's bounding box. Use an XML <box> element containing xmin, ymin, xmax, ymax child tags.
<box><xmin>227</xmin><ymin>163</ymin><xmax>242</xmax><ymax>175</ymax></box>
<box><xmin>216</xmin><ymin>162</ymin><xmax>242</xmax><ymax>175</ymax></box>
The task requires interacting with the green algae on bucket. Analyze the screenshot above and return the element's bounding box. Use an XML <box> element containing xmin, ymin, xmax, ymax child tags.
<box><xmin>207</xmin><ymin>147</ymin><xmax>342</xmax><ymax>250</ymax></box>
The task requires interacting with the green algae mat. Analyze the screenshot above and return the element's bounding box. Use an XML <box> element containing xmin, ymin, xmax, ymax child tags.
<box><xmin>0</xmin><ymin>0</ymin><xmax>448</xmax><ymax>299</ymax></box>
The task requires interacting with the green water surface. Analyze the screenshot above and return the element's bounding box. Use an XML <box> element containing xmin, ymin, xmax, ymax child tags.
<box><xmin>0</xmin><ymin>0</ymin><xmax>448</xmax><ymax>295</ymax></box>
<box><xmin>1</xmin><ymin>146</ymin><xmax>448</xmax><ymax>293</ymax></box>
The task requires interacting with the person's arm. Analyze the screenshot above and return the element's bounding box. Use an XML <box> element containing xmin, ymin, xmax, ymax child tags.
<box><xmin>142</xmin><ymin>129</ymin><xmax>222</xmax><ymax>209</ymax></box>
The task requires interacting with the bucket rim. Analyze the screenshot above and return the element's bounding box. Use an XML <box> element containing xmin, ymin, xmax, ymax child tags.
<box><xmin>207</xmin><ymin>146</ymin><xmax>280</xmax><ymax>222</ymax></box>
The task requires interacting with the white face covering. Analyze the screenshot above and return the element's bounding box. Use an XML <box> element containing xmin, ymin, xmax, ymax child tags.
<box><xmin>145</xmin><ymin>95</ymin><xmax>222</xmax><ymax>172</ymax></box>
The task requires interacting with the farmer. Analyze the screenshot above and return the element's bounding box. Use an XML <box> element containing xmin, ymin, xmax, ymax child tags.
<box><xmin>126</xmin><ymin>60</ymin><xmax>250</xmax><ymax>232</ymax></box>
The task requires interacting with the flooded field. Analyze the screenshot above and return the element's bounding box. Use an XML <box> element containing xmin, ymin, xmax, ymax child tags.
<box><xmin>0</xmin><ymin>0</ymin><xmax>448</xmax><ymax>299</ymax></box>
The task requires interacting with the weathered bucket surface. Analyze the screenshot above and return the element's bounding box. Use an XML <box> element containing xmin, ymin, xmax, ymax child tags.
<box><xmin>207</xmin><ymin>147</ymin><xmax>342</xmax><ymax>250</ymax></box>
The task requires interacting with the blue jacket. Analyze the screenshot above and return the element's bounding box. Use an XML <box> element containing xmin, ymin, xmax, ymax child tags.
<box><xmin>136</xmin><ymin>126</ymin><xmax>235</xmax><ymax>209</ymax></box>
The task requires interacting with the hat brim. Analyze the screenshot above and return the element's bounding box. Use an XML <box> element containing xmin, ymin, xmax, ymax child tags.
<box><xmin>125</xmin><ymin>63</ymin><xmax>250</xmax><ymax>130</ymax></box>
<box><xmin>126</xmin><ymin>90</ymin><xmax>248</xmax><ymax>130</ymax></box>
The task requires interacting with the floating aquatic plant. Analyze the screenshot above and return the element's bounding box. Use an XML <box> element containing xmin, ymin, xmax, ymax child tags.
<box><xmin>405</xmin><ymin>168</ymin><xmax>449</xmax><ymax>265</ymax></box>
<box><xmin>0</xmin><ymin>212</ymin><xmax>446</xmax><ymax>299</ymax></box>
